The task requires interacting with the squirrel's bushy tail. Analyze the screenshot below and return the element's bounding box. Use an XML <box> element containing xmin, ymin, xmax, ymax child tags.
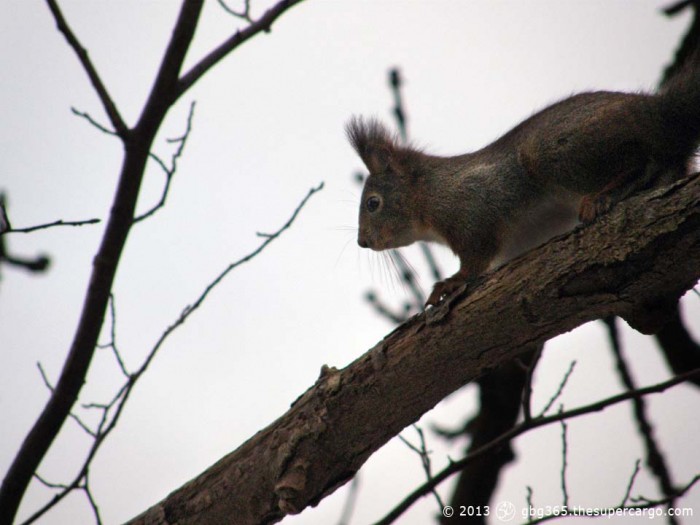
<box><xmin>657</xmin><ymin>50</ymin><xmax>700</xmax><ymax>155</ymax></box>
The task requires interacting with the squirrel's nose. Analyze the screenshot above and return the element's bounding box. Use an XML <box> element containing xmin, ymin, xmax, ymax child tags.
<box><xmin>358</xmin><ymin>234</ymin><xmax>368</xmax><ymax>248</ymax></box>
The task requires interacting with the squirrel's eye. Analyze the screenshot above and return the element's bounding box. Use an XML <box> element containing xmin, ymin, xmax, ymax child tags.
<box><xmin>366</xmin><ymin>196</ymin><xmax>381</xmax><ymax>213</ymax></box>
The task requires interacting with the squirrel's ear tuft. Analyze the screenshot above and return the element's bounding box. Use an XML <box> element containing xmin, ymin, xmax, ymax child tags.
<box><xmin>346</xmin><ymin>117</ymin><xmax>397</xmax><ymax>173</ymax></box>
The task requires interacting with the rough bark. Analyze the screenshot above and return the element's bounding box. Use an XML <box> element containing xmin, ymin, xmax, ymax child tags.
<box><xmin>127</xmin><ymin>173</ymin><xmax>700</xmax><ymax>525</ymax></box>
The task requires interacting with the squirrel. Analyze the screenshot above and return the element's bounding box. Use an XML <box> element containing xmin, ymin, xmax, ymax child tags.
<box><xmin>347</xmin><ymin>62</ymin><xmax>700</xmax><ymax>306</ymax></box>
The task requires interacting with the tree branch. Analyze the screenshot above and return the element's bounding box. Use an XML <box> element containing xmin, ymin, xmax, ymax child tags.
<box><xmin>175</xmin><ymin>0</ymin><xmax>306</xmax><ymax>100</ymax></box>
<box><xmin>45</xmin><ymin>0</ymin><xmax>128</xmax><ymax>137</ymax></box>
<box><xmin>3</xmin><ymin>218</ymin><xmax>101</xmax><ymax>234</ymax></box>
<box><xmin>134</xmin><ymin>101</ymin><xmax>196</xmax><ymax>223</ymax></box>
<box><xmin>378</xmin><ymin>368</ymin><xmax>700</xmax><ymax>525</ymax></box>
<box><xmin>605</xmin><ymin>317</ymin><xmax>678</xmax><ymax>523</ymax></box>
<box><xmin>126</xmin><ymin>174</ymin><xmax>700</xmax><ymax>524</ymax></box>
<box><xmin>0</xmin><ymin>3</ymin><xmax>205</xmax><ymax>522</ymax></box>
<box><xmin>17</xmin><ymin>184</ymin><xmax>322</xmax><ymax>524</ymax></box>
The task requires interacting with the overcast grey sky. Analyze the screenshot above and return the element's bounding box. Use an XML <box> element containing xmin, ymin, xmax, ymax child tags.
<box><xmin>1</xmin><ymin>1</ymin><xmax>698</xmax><ymax>524</ymax></box>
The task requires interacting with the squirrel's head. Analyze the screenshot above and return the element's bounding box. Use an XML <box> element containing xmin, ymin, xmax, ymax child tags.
<box><xmin>346</xmin><ymin>117</ymin><xmax>426</xmax><ymax>251</ymax></box>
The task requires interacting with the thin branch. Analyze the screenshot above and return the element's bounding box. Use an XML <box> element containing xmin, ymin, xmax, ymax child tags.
<box><xmin>20</xmin><ymin>184</ymin><xmax>323</xmax><ymax>524</ymax></box>
<box><xmin>134</xmin><ymin>101</ymin><xmax>196</xmax><ymax>223</ymax></box>
<box><xmin>523</xmin><ymin>474</ymin><xmax>700</xmax><ymax>525</ymax></box>
<box><xmin>176</xmin><ymin>0</ymin><xmax>306</xmax><ymax>100</ymax></box>
<box><xmin>33</xmin><ymin>474</ymin><xmax>67</xmax><ymax>491</ymax></box>
<box><xmin>1</xmin><ymin>4</ymin><xmax>206</xmax><ymax>519</ymax></box>
<box><xmin>134</xmin><ymin>182</ymin><xmax>323</xmax><ymax>378</ymax></box>
<box><xmin>0</xmin><ymin>193</ymin><xmax>11</xmax><ymax>233</ymax></box>
<box><xmin>398</xmin><ymin>426</ymin><xmax>444</xmax><ymax>510</ymax></box>
<box><xmin>419</xmin><ymin>242</ymin><xmax>442</xmax><ymax>282</ymax></box>
<box><xmin>373</xmin><ymin>368</ymin><xmax>700</xmax><ymax>525</ymax></box>
<box><xmin>526</xmin><ymin>485</ymin><xmax>534</xmax><ymax>510</ymax></box>
<box><xmin>36</xmin><ymin>363</ymin><xmax>96</xmax><ymax>437</ymax></box>
<box><xmin>4</xmin><ymin>218</ymin><xmax>100</xmax><ymax>235</ymax></box>
<box><xmin>217</xmin><ymin>0</ymin><xmax>253</xmax><ymax>22</ymax></box>
<box><xmin>388</xmin><ymin>68</ymin><xmax>408</xmax><ymax>143</ymax></box>
<box><xmin>620</xmin><ymin>459</ymin><xmax>642</xmax><ymax>506</ymax></box>
<box><xmin>604</xmin><ymin>317</ymin><xmax>678</xmax><ymax>523</ymax></box>
<box><xmin>365</xmin><ymin>291</ymin><xmax>410</xmax><ymax>324</ymax></box>
<box><xmin>539</xmin><ymin>361</ymin><xmax>576</xmax><ymax>416</ymax></box>
<box><xmin>82</xmin><ymin>471</ymin><xmax>102</xmax><ymax>525</ymax></box>
<box><xmin>559</xmin><ymin>411</ymin><xmax>569</xmax><ymax>508</ymax></box>
<box><xmin>45</xmin><ymin>0</ymin><xmax>128</xmax><ymax>138</ymax></box>
<box><xmin>97</xmin><ymin>294</ymin><xmax>129</xmax><ymax>378</ymax></box>
<box><xmin>71</xmin><ymin>107</ymin><xmax>118</xmax><ymax>136</ymax></box>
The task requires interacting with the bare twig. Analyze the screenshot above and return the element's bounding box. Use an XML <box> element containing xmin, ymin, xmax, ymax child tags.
<box><xmin>3</xmin><ymin>1</ymin><xmax>308</xmax><ymax>522</ymax></box>
<box><xmin>388</xmin><ymin>68</ymin><xmax>408</xmax><ymax>143</ymax></box>
<box><xmin>82</xmin><ymin>471</ymin><xmax>102</xmax><ymax>525</ymax></box>
<box><xmin>373</xmin><ymin>368</ymin><xmax>700</xmax><ymax>525</ymax></box>
<box><xmin>134</xmin><ymin>101</ymin><xmax>196</xmax><ymax>223</ymax></box>
<box><xmin>0</xmin><ymin>196</ymin><xmax>52</xmax><ymax>274</ymax></box>
<box><xmin>33</xmin><ymin>474</ymin><xmax>67</xmax><ymax>491</ymax></box>
<box><xmin>523</xmin><ymin>474</ymin><xmax>700</xmax><ymax>525</ymax></box>
<box><xmin>559</xmin><ymin>411</ymin><xmax>569</xmax><ymax>508</ymax></box>
<box><xmin>217</xmin><ymin>0</ymin><xmax>253</xmax><ymax>22</ymax></box>
<box><xmin>97</xmin><ymin>294</ymin><xmax>129</xmax><ymax>378</ymax></box>
<box><xmin>132</xmin><ymin>182</ymin><xmax>323</xmax><ymax>380</ymax></box>
<box><xmin>36</xmin><ymin>363</ymin><xmax>96</xmax><ymax>437</ymax></box>
<box><xmin>4</xmin><ymin>218</ymin><xmax>100</xmax><ymax>235</ymax></box>
<box><xmin>365</xmin><ymin>291</ymin><xmax>410</xmax><ymax>324</ymax></box>
<box><xmin>71</xmin><ymin>107</ymin><xmax>118</xmax><ymax>136</ymax></box>
<box><xmin>45</xmin><ymin>0</ymin><xmax>128</xmax><ymax>137</ymax></box>
<box><xmin>2</xmin><ymin>3</ymin><xmax>204</xmax><ymax>521</ymax></box>
<box><xmin>20</xmin><ymin>184</ymin><xmax>323</xmax><ymax>524</ymax></box>
<box><xmin>0</xmin><ymin>193</ymin><xmax>11</xmax><ymax>233</ymax></box>
<box><xmin>538</xmin><ymin>361</ymin><xmax>576</xmax><ymax>416</ymax></box>
<box><xmin>399</xmin><ymin>425</ymin><xmax>444</xmax><ymax>509</ymax></box>
<box><xmin>620</xmin><ymin>459</ymin><xmax>642</xmax><ymax>506</ymax></box>
<box><xmin>176</xmin><ymin>0</ymin><xmax>307</xmax><ymax>100</ymax></box>
<box><xmin>526</xmin><ymin>485</ymin><xmax>534</xmax><ymax>510</ymax></box>
<box><xmin>604</xmin><ymin>317</ymin><xmax>678</xmax><ymax>524</ymax></box>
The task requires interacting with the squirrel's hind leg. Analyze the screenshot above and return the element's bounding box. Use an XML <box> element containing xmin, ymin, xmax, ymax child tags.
<box><xmin>578</xmin><ymin>157</ymin><xmax>685</xmax><ymax>222</ymax></box>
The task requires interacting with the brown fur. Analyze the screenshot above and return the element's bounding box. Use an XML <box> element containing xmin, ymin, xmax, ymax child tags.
<box><xmin>347</xmin><ymin>62</ymin><xmax>700</xmax><ymax>305</ymax></box>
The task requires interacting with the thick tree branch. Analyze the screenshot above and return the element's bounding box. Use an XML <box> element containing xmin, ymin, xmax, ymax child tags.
<box><xmin>655</xmin><ymin>302</ymin><xmax>700</xmax><ymax>386</ymax></box>
<box><xmin>45</xmin><ymin>0</ymin><xmax>128</xmax><ymax>137</ymax></box>
<box><xmin>127</xmin><ymin>175</ymin><xmax>700</xmax><ymax>524</ymax></box>
<box><xmin>135</xmin><ymin>0</ymin><xmax>204</xmax><ymax>133</ymax></box>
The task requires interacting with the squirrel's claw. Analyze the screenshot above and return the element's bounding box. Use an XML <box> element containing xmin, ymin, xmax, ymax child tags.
<box><xmin>426</xmin><ymin>275</ymin><xmax>469</xmax><ymax>307</ymax></box>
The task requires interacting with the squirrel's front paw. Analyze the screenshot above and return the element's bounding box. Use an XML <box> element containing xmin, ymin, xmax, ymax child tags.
<box><xmin>578</xmin><ymin>193</ymin><xmax>612</xmax><ymax>223</ymax></box>
<box><xmin>426</xmin><ymin>276</ymin><xmax>467</xmax><ymax>306</ymax></box>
